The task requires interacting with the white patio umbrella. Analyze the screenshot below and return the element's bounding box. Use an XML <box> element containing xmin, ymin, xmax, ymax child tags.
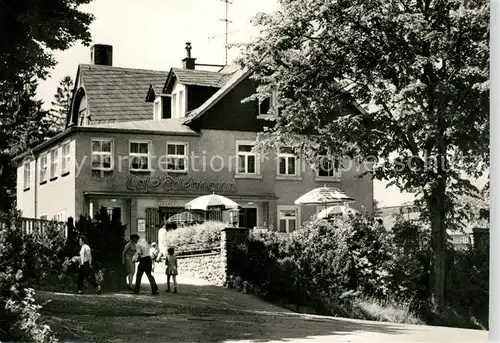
<box><xmin>316</xmin><ymin>205</ymin><xmax>359</xmax><ymax>219</ymax></box>
<box><xmin>295</xmin><ymin>185</ymin><xmax>355</xmax><ymax>211</ymax></box>
<box><xmin>185</xmin><ymin>192</ymin><xmax>240</xmax><ymax>211</ymax></box>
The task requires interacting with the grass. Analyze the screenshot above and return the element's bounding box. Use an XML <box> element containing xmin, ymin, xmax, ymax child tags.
<box><xmin>351</xmin><ymin>296</ymin><xmax>487</xmax><ymax>330</ymax></box>
<box><xmin>351</xmin><ymin>297</ymin><xmax>423</xmax><ymax>325</ymax></box>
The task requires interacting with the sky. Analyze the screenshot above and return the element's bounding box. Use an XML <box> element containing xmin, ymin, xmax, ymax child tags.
<box><xmin>35</xmin><ymin>0</ymin><xmax>423</xmax><ymax>207</ymax></box>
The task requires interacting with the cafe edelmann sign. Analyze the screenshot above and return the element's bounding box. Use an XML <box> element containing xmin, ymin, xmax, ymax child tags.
<box><xmin>126</xmin><ymin>175</ymin><xmax>236</xmax><ymax>193</ymax></box>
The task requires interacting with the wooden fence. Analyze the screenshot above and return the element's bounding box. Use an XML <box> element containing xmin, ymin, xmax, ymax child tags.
<box><xmin>0</xmin><ymin>216</ymin><xmax>68</xmax><ymax>238</ymax></box>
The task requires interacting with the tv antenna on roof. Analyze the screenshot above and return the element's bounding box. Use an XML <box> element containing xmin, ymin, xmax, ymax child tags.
<box><xmin>219</xmin><ymin>0</ymin><xmax>232</xmax><ymax>66</ymax></box>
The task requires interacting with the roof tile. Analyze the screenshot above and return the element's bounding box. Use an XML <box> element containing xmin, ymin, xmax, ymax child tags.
<box><xmin>172</xmin><ymin>68</ymin><xmax>233</xmax><ymax>88</ymax></box>
<box><xmin>79</xmin><ymin>64</ymin><xmax>170</xmax><ymax>124</ymax></box>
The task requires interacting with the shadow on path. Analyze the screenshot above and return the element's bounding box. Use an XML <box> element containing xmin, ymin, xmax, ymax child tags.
<box><xmin>37</xmin><ymin>271</ymin><xmax>487</xmax><ymax>343</ymax></box>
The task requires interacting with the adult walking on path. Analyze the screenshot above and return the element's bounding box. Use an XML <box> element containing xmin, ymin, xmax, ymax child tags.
<box><xmin>133</xmin><ymin>237</ymin><xmax>158</xmax><ymax>295</ymax></box>
<box><xmin>75</xmin><ymin>236</ymin><xmax>101</xmax><ymax>295</ymax></box>
<box><xmin>122</xmin><ymin>234</ymin><xmax>139</xmax><ymax>290</ymax></box>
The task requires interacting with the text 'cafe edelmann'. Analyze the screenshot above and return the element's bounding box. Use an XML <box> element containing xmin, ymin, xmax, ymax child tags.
<box><xmin>125</xmin><ymin>175</ymin><xmax>237</xmax><ymax>194</ymax></box>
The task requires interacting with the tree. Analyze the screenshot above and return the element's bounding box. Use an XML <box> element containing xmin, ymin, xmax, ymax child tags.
<box><xmin>0</xmin><ymin>0</ymin><xmax>93</xmax><ymax>91</ymax></box>
<box><xmin>0</xmin><ymin>78</ymin><xmax>58</xmax><ymax>213</ymax></box>
<box><xmin>237</xmin><ymin>0</ymin><xmax>489</xmax><ymax>311</ymax></box>
<box><xmin>0</xmin><ymin>0</ymin><xmax>94</xmax><ymax>213</ymax></box>
<box><xmin>50</xmin><ymin>75</ymin><xmax>74</xmax><ymax>132</ymax></box>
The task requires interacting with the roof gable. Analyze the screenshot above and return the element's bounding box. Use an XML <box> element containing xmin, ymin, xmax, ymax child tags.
<box><xmin>163</xmin><ymin>68</ymin><xmax>233</xmax><ymax>94</ymax></box>
<box><xmin>183</xmin><ymin>68</ymin><xmax>250</xmax><ymax>124</ymax></box>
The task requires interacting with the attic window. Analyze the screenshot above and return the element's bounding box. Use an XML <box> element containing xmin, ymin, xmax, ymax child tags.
<box><xmin>154</xmin><ymin>97</ymin><xmax>162</xmax><ymax>120</ymax></box>
<box><xmin>79</xmin><ymin>108</ymin><xmax>88</xmax><ymax>125</ymax></box>
<box><xmin>259</xmin><ymin>98</ymin><xmax>270</xmax><ymax>115</ymax></box>
<box><xmin>257</xmin><ymin>90</ymin><xmax>278</xmax><ymax>119</ymax></box>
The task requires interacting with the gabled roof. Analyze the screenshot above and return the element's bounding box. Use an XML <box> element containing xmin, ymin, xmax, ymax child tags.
<box><xmin>183</xmin><ymin>68</ymin><xmax>251</xmax><ymax>124</ymax></box>
<box><xmin>78</xmin><ymin>64</ymin><xmax>170</xmax><ymax>123</ymax></box>
<box><xmin>145</xmin><ymin>84</ymin><xmax>170</xmax><ymax>102</ymax></box>
<box><xmin>163</xmin><ymin>68</ymin><xmax>234</xmax><ymax>93</ymax></box>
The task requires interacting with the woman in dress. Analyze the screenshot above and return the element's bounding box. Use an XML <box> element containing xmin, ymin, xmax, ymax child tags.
<box><xmin>122</xmin><ymin>234</ymin><xmax>139</xmax><ymax>290</ymax></box>
<box><xmin>75</xmin><ymin>236</ymin><xmax>101</xmax><ymax>294</ymax></box>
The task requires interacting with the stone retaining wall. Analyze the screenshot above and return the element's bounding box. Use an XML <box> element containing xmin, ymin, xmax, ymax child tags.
<box><xmin>177</xmin><ymin>252</ymin><xmax>226</xmax><ymax>285</ymax></box>
<box><xmin>168</xmin><ymin>227</ymin><xmax>249</xmax><ymax>286</ymax></box>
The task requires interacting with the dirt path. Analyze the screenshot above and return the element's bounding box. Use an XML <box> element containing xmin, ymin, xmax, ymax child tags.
<box><xmin>37</xmin><ymin>271</ymin><xmax>488</xmax><ymax>342</ymax></box>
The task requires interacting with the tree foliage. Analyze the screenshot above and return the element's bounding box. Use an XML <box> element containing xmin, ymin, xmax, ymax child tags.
<box><xmin>50</xmin><ymin>75</ymin><xmax>74</xmax><ymax>132</ymax></box>
<box><xmin>0</xmin><ymin>79</ymin><xmax>59</xmax><ymax>213</ymax></box>
<box><xmin>0</xmin><ymin>209</ymin><xmax>64</xmax><ymax>342</ymax></box>
<box><xmin>237</xmin><ymin>0</ymin><xmax>489</xmax><ymax>310</ymax></box>
<box><xmin>0</xmin><ymin>0</ymin><xmax>94</xmax><ymax>213</ymax></box>
<box><xmin>0</xmin><ymin>0</ymin><xmax>94</xmax><ymax>90</ymax></box>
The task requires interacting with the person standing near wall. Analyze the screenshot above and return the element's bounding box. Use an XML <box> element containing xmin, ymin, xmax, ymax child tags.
<box><xmin>132</xmin><ymin>237</ymin><xmax>159</xmax><ymax>295</ymax></box>
<box><xmin>158</xmin><ymin>219</ymin><xmax>167</xmax><ymax>257</ymax></box>
<box><xmin>122</xmin><ymin>234</ymin><xmax>139</xmax><ymax>290</ymax></box>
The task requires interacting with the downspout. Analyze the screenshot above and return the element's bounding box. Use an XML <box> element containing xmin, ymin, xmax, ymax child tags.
<box><xmin>33</xmin><ymin>153</ymin><xmax>38</xmax><ymax>218</ymax></box>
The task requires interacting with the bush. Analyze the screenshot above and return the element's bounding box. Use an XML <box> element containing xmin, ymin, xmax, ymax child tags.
<box><xmin>386</xmin><ymin>217</ymin><xmax>488</xmax><ymax>329</ymax></box>
<box><xmin>442</xmin><ymin>245</ymin><xmax>489</xmax><ymax>329</ymax></box>
<box><xmin>229</xmin><ymin>215</ymin><xmax>395</xmax><ymax>316</ymax></box>
<box><xmin>385</xmin><ymin>218</ymin><xmax>432</xmax><ymax>308</ymax></box>
<box><xmin>0</xmin><ymin>209</ymin><xmax>61</xmax><ymax>342</ymax></box>
<box><xmin>285</xmin><ymin>216</ymin><xmax>394</xmax><ymax>316</ymax></box>
<box><xmin>0</xmin><ymin>212</ymin><xmax>66</xmax><ymax>294</ymax></box>
<box><xmin>3</xmin><ymin>289</ymin><xmax>57</xmax><ymax>343</ymax></box>
<box><xmin>162</xmin><ymin>221</ymin><xmax>226</xmax><ymax>254</ymax></box>
<box><xmin>228</xmin><ymin>230</ymin><xmax>295</xmax><ymax>302</ymax></box>
<box><xmin>227</xmin><ymin>214</ymin><xmax>488</xmax><ymax>329</ymax></box>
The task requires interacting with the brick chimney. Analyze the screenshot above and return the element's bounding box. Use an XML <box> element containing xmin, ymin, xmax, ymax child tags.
<box><xmin>182</xmin><ymin>42</ymin><xmax>196</xmax><ymax>70</ymax></box>
<box><xmin>91</xmin><ymin>44</ymin><xmax>113</xmax><ymax>66</ymax></box>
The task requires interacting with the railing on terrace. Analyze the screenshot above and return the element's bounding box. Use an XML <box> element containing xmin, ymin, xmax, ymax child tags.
<box><xmin>0</xmin><ymin>216</ymin><xmax>67</xmax><ymax>238</ymax></box>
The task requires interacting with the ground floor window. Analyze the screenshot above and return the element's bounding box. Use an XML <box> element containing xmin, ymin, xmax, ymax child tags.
<box><xmin>239</xmin><ymin>207</ymin><xmax>258</xmax><ymax>229</ymax></box>
<box><xmin>278</xmin><ymin>205</ymin><xmax>300</xmax><ymax>233</ymax></box>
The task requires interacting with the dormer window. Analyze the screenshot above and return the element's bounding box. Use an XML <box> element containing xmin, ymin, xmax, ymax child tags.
<box><xmin>257</xmin><ymin>90</ymin><xmax>278</xmax><ymax>119</ymax></box>
<box><xmin>171</xmin><ymin>81</ymin><xmax>187</xmax><ymax>119</ymax></box>
<box><xmin>172</xmin><ymin>93</ymin><xmax>178</xmax><ymax>118</ymax></box>
<box><xmin>154</xmin><ymin>97</ymin><xmax>162</xmax><ymax>120</ymax></box>
<box><xmin>178</xmin><ymin>89</ymin><xmax>184</xmax><ymax>117</ymax></box>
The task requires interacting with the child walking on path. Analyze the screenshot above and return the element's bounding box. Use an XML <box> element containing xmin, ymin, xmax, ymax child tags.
<box><xmin>165</xmin><ymin>247</ymin><xmax>178</xmax><ymax>293</ymax></box>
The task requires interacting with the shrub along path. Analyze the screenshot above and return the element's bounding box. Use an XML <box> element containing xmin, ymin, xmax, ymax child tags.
<box><xmin>37</xmin><ymin>270</ymin><xmax>487</xmax><ymax>343</ymax></box>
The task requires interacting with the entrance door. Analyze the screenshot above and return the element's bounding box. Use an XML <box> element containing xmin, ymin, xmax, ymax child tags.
<box><xmin>145</xmin><ymin>208</ymin><xmax>161</xmax><ymax>243</ymax></box>
<box><xmin>239</xmin><ymin>208</ymin><xmax>257</xmax><ymax>229</ymax></box>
